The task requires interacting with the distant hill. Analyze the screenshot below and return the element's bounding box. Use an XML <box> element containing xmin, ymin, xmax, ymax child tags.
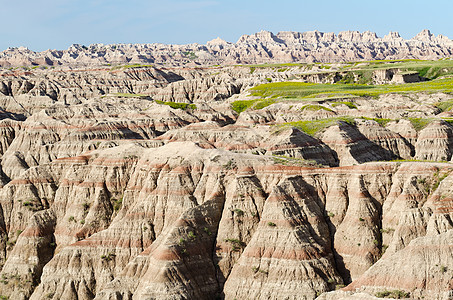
<box><xmin>1</xmin><ymin>29</ymin><xmax>452</xmax><ymax>67</ymax></box>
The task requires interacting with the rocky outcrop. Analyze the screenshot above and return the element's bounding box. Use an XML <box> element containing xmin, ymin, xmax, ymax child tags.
<box><xmin>1</xmin><ymin>29</ymin><xmax>452</xmax><ymax>67</ymax></box>
<box><xmin>1</xmin><ymin>60</ymin><xmax>453</xmax><ymax>300</ymax></box>
<box><xmin>415</xmin><ymin>120</ymin><xmax>453</xmax><ymax>161</ymax></box>
<box><xmin>1</xmin><ymin>137</ymin><xmax>452</xmax><ymax>299</ymax></box>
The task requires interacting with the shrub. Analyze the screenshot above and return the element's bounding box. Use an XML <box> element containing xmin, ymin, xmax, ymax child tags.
<box><xmin>233</xmin><ymin>208</ymin><xmax>244</xmax><ymax>217</ymax></box>
<box><xmin>267</xmin><ymin>222</ymin><xmax>277</xmax><ymax>227</ymax></box>
<box><xmin>188</xmin><ymin>231</ymin><xmax>196</xmax><ymax>240</ymax></box>
<box><xmin>113</xmin><ymin>197</ymin><xmax>123</xmax><ymax>211</ymax></box>
<box><xmin>101</xmin><ymin>253</ymin><xmax>115</xmax><ymax>261</ymax></box>
<box><xmin>82</xmin><ymin>202</ymin><xmax>90</xmax><ymax>211</ymax></box>
<box><xmin>223</xmin><ymin>160</ymin><xmax>236</xmax><ymax>170</ymax></box>
<box><xmin>375</xmin><ymin>290</ymin><xmax>410</xmax><ymax>298</ymax></box>
<box><xmin>225</xmin><ymin>238</ymin><xmax>246</xmax><ymax>252</ymax></box>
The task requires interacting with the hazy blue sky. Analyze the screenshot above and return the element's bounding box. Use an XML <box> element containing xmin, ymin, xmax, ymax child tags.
<box><xmin>1</xmin><ymin>0</ymin><xmax>452</xmax><ymax>51</ymax></box>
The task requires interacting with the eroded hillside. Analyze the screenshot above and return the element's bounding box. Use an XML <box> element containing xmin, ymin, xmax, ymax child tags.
<box><xmin>0</xmin><ymin>61</ymin><xmax>452</xmax><ymax>299</ymax></box>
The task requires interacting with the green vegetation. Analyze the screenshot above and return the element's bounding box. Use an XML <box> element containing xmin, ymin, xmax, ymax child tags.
<box><xmin>361</xmin><ymin>117</ymin><xmax>392</xmax><ymax>127</ymax></box>
<box><xmin>182</xmin><ymin>51</ymin><xmax>197</xmax><ymax>60</ymax></box>
<box><xmin>250</xmin><ymin>77</ymin><xmax>453</xmax><ymax>101</ymax></box>
<box><xmin>101</xmin><ymin>252</ymin><xmax>115</xmax><ymax>261</ymax></box>
<box><xmin>342</xmin><ymin>58</ymin><xmax>453</xmax><ymax>80</ymax></box>
<box><xmin>223</xmin><ymin>159</ymin><xmax>237</xmax><ymax>170</ymax></box>
<box><xmin>231</xmin><ymin>98</ymin><xmax>275</xmax><ymax>113</ymax></box>
<box><xmin>416</xmin><ymin>170</ymin><xmax>450</xmax><ymax>196</ymax></box>
<box><xmin>233</xmin><ymin>208</ymin><xmax>244</xmax><ymax>217</ymax></box>
<box><xmin>22</xmin><ymin>201</ymin><xmax>32</xmax><ymax>207</ymax></box>
<box><xmin>408</xmin><ymin>118</ymin><xmax>433</xmax><ymax>131</ymax></box>
<box><xmin>225</xmin><ymin>238</ymin><xmax>246</xmax><ymax>252</ymax></box>
<box><xmin>231</xmin><ymin>99</ymin><xmax>256</xmax><ymax>113</ymax></box>
<box><xmin>435</xmin><ymin>99</ymin><xmax>453</xmax><ymax>112</ymax></box>
<box><xmin>375</xmin><ymin>289</ymin><xmax>410</xmax><ymax>298</ymax></box>
<box><xmin>331</xmin><ymin>101</ymin><xmax>358</xmax><ymax>109</ymax></box>
<box><xmin>82</xmin><ymin>202</ymin><xmax>90</xmax><ymax>211</ymax></box>
<box><xmin>271</xmin><ymin>155</ymin><xmax>320</xmax><ymax>167</ymax></box>
<box><xmin>440</xmin><ymin>265</ymin><xmax>447</xmax><ymax>273</ymax></box>
<box><xmin>274</xmin><ymin>117</ymin><xmax>356</xmax><ymax>136</ymax></box>
<box><xmin>267</xmin><ymin>222</ymin><xmax>277</xmax><ymax>227</ymax></box>
<box><xmin>432</xmin><ymin>170</ymin><xmax>450</xmax><ymax>192</ymax></box>
<box><xmin>187</xmin><ymin>231</ymin><xmax>196</xmax><ymax>240</ymax></box>
<box><xmin>301</xmin><ymin>104</ymin><xmax>333</xmax><ymax>112</ymax></box>
<box><xmin>110</xmin><ymin>64</ymin><xmax>153</xmax><ymax>70</ymax></box>
<box><xmin>155</xmin><ymin>100</ymin><xmax>196</xmax><ymax>110</ymax></box>
<box><xmin>113</xmin><ymin>197</ymin><xmax>123</xmax><ymax>211</ymax></box>
<box><xmin>380</xmin><ymin>228</ymin><xmax>395</xmax><ymax>234</ymax></box>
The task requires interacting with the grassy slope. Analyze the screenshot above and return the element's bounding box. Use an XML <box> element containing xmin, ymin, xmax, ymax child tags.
<box><xmin>249</xmin><ymin>78</ymin><xmax>453</xmax><ymax>100</ymax></box>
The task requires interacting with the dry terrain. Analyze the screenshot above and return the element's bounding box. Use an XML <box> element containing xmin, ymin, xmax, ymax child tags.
<box><xmin>0</xmin><ymin>44</ymin><xmax>452</xmax><ymax>299</ymax></box>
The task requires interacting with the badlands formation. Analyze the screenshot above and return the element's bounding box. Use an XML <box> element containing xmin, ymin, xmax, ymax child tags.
<box><xmin>0</xmin><ymin>29</ymin><xmax>453</xmax><ymax>67</ymax></box>
<box><xmin>0</xmin><ymin>30</ymin><xmax>452</xmax><ymax>299</ymax></box>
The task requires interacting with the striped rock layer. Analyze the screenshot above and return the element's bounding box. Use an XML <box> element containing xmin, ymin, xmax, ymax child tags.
<box><xmin>0</xmin><ymin>142</ymin><xmax>452</xmax><ymax>299</ymax></box>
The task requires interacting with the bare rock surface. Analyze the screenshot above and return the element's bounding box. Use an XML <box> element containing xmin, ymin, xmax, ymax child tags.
<box><xmin>0</xmin><ymin>58</ymin><xmax>453</xmax><ymax>300</ymax></box>
<box><xmin>1</xmin><ymin>29</ymin><xmax>453</xmax><ymax>67</ymax></box>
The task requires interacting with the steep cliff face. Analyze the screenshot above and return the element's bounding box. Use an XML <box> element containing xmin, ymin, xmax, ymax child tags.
<box><xmin>0</xmin><ymin>143</ymin><xmax>452</xmax><ymax>299</ymax></box>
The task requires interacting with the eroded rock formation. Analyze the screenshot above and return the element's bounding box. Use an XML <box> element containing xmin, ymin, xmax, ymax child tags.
<box><xmin>0</xmin><ymin>60</ymin><xmax>452</xmax><ymax>300</ymax></box>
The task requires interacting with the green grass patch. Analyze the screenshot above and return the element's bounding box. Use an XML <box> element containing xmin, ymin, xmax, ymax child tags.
<box><xmin>435</xmin><ymin>99</ymin><xmax>453</xmax><ymax>112</ymax></box>
<box><xmin>231</xmin><ymin>99</ymin><xmax>276</xmax><ymax>113</ymax></box>
<box><xmin>275</xmin><ymin>117</ymin><xmax>356</xmax><ymax>136</ymax></box>
<box><xmin>155</xmin><ymin>100</ymin><xmax>196</xmax><ymax>110</ymax></box>
<box><xmin>375</xmin><ymin>289</ymin><xmax>410</xmax><ymax>298</ymax></box>
<box><xmin>254</xmin><ymin>99</ymin><xmax>276</xmax><ymax>110</ymax></box>
<box><xmin>250</xmin><ymin>78</ymin><xmax>453</xmax><ymax>100</ymax></box>
<box><xmin>301</xmin><ymin>104</ymin><xmax>333</xmax><ymax>112</ymax></box>
<box><xmin>361</xmin><ymin>117</ymin><xmax>392</xmax><ymax>127</ymax></box>
<box><xmin>331</xmin><ymin>101</ymin><xmax>358</xmax><ymax>109</ymax></box>
<box><xmin>231</xmin><ymin>100</ymin><xmax>258</xmax><ymax>113</ymax></box>
<box><xmin>408</xmin><ymin>118</ymin><xmax>433</xmax><ymax>131</ymax></box>
<box><xmin>345</xmin><ymin>59</ymin><xmax>453</xmax><ymax>80</ymax></box>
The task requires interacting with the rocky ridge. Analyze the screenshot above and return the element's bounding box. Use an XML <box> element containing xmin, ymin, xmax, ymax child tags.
<box><xmin>1</xmin><ymin>29</ymin><xmax>453</xmax><ymax>67</ymax></box>
<box><xmin>0</xmin><ymin>62</ymin><xmax>452</xmax><ymax>299</ymax></box>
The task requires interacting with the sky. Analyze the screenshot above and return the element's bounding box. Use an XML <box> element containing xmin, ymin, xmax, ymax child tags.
<box><xmin>1</xmin><ymin>0</ymin><xmax>452</xmax><ymax>52</ymax></box>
